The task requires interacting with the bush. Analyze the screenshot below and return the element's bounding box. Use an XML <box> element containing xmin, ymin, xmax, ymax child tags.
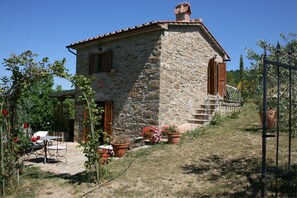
<box><xmin>210</xmin><ymin>113</ymin><xmax>223</xmax><ymax>126</ymax></box>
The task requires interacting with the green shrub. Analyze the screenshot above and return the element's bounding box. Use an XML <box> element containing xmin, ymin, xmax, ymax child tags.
<box><xmin>210</xmin><ymin>112</ymin><xmax>223</xmax><ymax>126</ymax></box>
<box><xmin>228</xmin><ymin>111</ymin><xmax>240</xmax><ymax>119</ymax></box>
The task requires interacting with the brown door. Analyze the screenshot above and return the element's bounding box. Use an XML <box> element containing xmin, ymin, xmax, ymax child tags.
<box><xmin>218</xmin><ymin>62</ymin><xmax>226</xmax><ymax>96</ymax></box>
<box><xmin>104</xmin><ymin>101</ymin><xmax>113</xmax><ymax>136</ymax></box>
<box><xmin>83</xmin><ymin>101</ymin><xmax>113</xmax><ymax>142</ymax></box>
<box><xmin>208</xmin><ymin>57</ymin><xmax>217</xmax><ymax>95</ymax></box>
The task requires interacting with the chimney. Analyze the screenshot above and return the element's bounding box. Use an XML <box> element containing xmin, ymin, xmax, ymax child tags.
<box><xmin>174</xmin><ymin>2</ymin><xmax>191</xmax><ymax>22</ymax></box>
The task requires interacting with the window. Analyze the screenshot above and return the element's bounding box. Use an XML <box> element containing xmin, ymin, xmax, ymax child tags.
<box><xmin>89</xmin><ymin>50</ymin><xmax>112</xmax><ymax>74</ymax></box>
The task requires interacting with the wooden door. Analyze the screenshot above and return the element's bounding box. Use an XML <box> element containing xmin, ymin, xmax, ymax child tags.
<box><xmin>104</xmin><ymin>101</ymin><xmax>113</xmax><ymax>136</ymax></box>
<box><xmin>218</xmin><ymin>62</ymin><xmax>226</xmax><ymax>96</ymax></box>
<box><xmin>83</xmin><ymin>102</ymin><xmax>113</xmax><ymax>142</ymax></box>
<box><xmin>208</xmin><ymin>57</ymin><xmax>217</xmax><ymax>95</ymax></box>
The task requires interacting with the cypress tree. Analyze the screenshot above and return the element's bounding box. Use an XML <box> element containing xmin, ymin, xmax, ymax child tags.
<box><xmin>239</xmin><ymin>54</ymin><xmax>244</xmax><ymax>83</ymax></box>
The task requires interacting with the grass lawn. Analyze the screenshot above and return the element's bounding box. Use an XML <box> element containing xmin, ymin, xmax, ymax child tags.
<box><xmin>6</xmin><ymin>103</ymin><xmax>297</xmax><ymax>197</ymax></box>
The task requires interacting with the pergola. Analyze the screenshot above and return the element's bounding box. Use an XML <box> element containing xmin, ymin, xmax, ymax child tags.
<box><xmin>48</xmin><ymin>90</ymin><xmax>75</xmax><ymax>138</ymax></box>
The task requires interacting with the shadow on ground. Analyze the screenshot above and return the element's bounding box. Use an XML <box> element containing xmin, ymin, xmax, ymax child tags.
<box><xmin>26</xmin><ymin>157</ymin><xmax>63</xmax><ymax>164</ymax></box>
<box><xmin>181</xmin><ymin>155</ymin><xmax>297</xmax><ymax>197</ymax></box>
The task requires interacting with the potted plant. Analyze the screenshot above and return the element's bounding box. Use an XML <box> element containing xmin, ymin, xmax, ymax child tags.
<box><xmin>141</xmin><ymin>126</ymin><xmax>161</xmax><ymax>144</ymax></box>
<box><xmin>259</xmin><ymin>109</ymin><xmax>277</xmax><ymax>129</ymax></box>
<box><xmin>162</xmin><ymin>124</ymin><xmax>181</xmax><ymax>144</ymax></box>
<box><xmin>110</xmin><ymin>134</ymin><xmax>131</xmax><ymax>157</ymax></box>
<box><xmin>97</xmin><ymin>148</ymin><xmax>112</xmax><ymax>164</ymax></box>
<box><xmin>255</xmin><ymin>90</ymin><xmax>277</xmax><ymax>129</ymax></box>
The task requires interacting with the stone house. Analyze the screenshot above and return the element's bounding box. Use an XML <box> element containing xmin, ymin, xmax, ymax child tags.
<box><xmin>66</xmin><ymin>2</ymin><xmax>231</xmax><ymax>142</ymax></box>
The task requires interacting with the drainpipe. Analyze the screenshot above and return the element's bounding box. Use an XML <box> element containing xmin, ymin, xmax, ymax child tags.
<box><xmin>67</xmin><ymin>47</ymin><xmax>77</xmax><ymax>56</ymax></box>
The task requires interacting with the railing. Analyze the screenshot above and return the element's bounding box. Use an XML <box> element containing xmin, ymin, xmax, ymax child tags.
<box><xmin>205</xmin><ymin>94</ymin><xmax>220</xmax><ymax>115</ymax></box>
<box><xmin>224</xmin><ymin>84</ymin><xmax>241</xmax><ymax>104</ymax></box>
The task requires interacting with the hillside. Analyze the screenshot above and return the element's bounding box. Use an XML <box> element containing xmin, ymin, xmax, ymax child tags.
<box><xmin>13</xmin><ymin>103</ymin><xmax>297</xmax><ymax>197</ymax></box>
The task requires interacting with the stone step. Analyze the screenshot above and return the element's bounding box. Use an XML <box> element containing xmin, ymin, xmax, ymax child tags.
<box><xmin>206</xmin><ymin>102</ymin><xmax>219</xmax><ymax>106</ymax></box>
<box><xmin>196</xmin><ymin>108</ymin><xmax>207</xmax><ymax>113</ymax></box>
<box><xmin>200</xmin><ymin>104</ymin><xmax>219</xmax><ymax>110</ymax></box>
<box><xmin>193</xmin><ymin>113</ymin><xmax>211</xmax><ymax>120</ymax></box>
<box><xmin>205</xmin><ymin>98</ymin><xmax>219</xmax><ymax>102</ymax></box>
<box><xmin>187</xmin><ymin>97</ymin><xmax>220</xmax><ymax>127</ymax></box>
<box><xmin>197</xmin><ymin>108</ymin><xmax>216</xmax><ymax>114</ymax></box>
<box><xmin>207</xmin><ymin>95</ymin><xmax>220</xmax><ymax>99</ymax></box>
<box><xmin>188</xmin><ymin>118</ymin><xmax>210</xmax><ymax>125</ymax></box>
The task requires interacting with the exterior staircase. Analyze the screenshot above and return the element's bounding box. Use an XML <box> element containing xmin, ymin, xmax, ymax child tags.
<box><xmin>188</xmin><ymin>95</ymin><xmax>220</xmax><ymax>126</ymax></box>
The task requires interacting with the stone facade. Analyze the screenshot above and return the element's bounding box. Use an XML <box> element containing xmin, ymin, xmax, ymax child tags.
<box><xmin>159</xmin><ymin>25</ymin><xmax>223</xmax><ymax>126</ymax></box>
<box><xmin>72</xmin><ymin>23</ymin><xmax>227</xmax><ymax>142</ymax></box>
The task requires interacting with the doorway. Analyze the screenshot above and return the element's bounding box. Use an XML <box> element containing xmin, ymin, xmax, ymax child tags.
<box><xmin>83</xmin><ymin>101</ymin><xmax>113</xmax><ymax>142</ymax></box>
<box><xmin>208</xmin><ymin>57</ymin><xmax>226</xmax><ymax>96</ymax></box>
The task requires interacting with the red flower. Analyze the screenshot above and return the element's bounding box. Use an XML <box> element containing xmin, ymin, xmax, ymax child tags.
<box><xmin>2</xmin><ymin>109</ymin><xmax>8</xmax><ymax>116</ymax></box>
<box><xmin>13</xmin><ymin>137</ymin><xmax>19</xmax><ymax>143</ymax></box>
<box><xmin>24</xmin><ymin>123</ymin><xmax>29</xmax><ymax>129</ymax></box>
<box><xmin>37</xmin><ymin>136</ymin><xmax>40</xmax><ymax>140</ymax></box>
<box><xmin>31</xmin><ymin>137</ymin><xmax>37</xmax><ymax>142</ymax></box>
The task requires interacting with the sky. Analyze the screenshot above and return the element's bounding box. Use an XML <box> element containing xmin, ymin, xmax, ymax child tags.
<box><xmin>1</xmin><ymin>0</ymin><xmax>296</xmax><ymax>90</ymax></box>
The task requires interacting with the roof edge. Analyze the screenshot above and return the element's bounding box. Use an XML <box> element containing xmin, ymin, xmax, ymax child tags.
<box><xmin>66</xmin><ymin>20</ymin><xmax>230</xmax><ymax>61</ymax></box>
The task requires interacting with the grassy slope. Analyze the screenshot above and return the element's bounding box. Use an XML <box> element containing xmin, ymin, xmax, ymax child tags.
<box><xmin>98</xmin><ymin>103</ymin><xmax>264</xmax><ymax>197</ymax></box>
<box><xmin>9</xmin><ymin>103</ymin><xmax>297</xmax><ymax>197</ymax></box>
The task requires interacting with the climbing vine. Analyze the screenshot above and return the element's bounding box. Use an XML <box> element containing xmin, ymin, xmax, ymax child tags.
<box><xmin>0</xmin><ymin>51</ymin><xmax>103</xmax><ymax>194</ymax></box>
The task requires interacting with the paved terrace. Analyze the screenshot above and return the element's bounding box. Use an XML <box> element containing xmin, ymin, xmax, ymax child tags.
<box><xmin>24</xmin><ymin>141</ymin><xmax>151</xmax><ymax>175</ymax></box>
<box><xmin>24</xmin><ymin>142</ymin><xmax>87</xmax><ymax>175</ymax></box>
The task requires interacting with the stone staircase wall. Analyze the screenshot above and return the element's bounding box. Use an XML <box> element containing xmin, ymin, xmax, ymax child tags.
<box><xmin>188</xmin><ymin>95</ymin><xmax>241</xmax><ymax>127</ymax></box>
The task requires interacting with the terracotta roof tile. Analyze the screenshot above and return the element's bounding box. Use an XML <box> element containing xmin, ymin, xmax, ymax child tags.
<box><xmin>66</xmin><ymin>20</ymin><xmax>230</xmax><ymax>60</ymax></box>
<box><xmin>67</xmin><ymin>21</ymin><xmax>197</xmax><ymax>47</ymax></box>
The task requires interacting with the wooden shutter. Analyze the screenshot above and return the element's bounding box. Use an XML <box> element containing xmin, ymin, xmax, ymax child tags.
<box><xmin>104</xmin><ymin>101</ymin><xmax>113</xmax><ymax>136</ymax></box>
<box><xmin>208</xmin><ymin>57</ymin><xmax>217</xmax><ymax>95</ymax></box>
<box><xmin>83</xmin><ymin>108</ymin><xmax>90</xmax><ymax>142</ymax></box>
<box><xmin>218</xmin><ymin>62</ymin><xmax>226</xmax><ymax>96</ymax></box>
<box><xmin>101</xmin><ymin>50</ymin><xmax>112</xmax><ymax>72</ymax></box>
<box><xmin>89</xmin><ymin>54</ymin><xmax>95</xmax><ymax>75</ymax></box>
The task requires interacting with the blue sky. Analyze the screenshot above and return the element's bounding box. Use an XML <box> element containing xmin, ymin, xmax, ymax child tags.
<box><xmin>1</xmin><ymin>0</ymin><xmax>296</xmax><ymax>90</ymax></box>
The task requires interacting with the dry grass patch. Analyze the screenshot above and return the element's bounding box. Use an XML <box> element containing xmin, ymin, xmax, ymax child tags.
<box><xmin>9</xmin><ymin>103</ymin><xmax>297</xmax><ymax>197</ymax></box>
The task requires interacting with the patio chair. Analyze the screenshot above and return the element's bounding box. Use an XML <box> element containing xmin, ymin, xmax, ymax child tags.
<box><xmin>26</xmin><ymin>131</ymin><xmax>48</xmax><ymax>159</ymax></box>
<box><xmin>47</xmin><ymin>132</ymin><xmax>67</xmax><ymax>163</ymax></box>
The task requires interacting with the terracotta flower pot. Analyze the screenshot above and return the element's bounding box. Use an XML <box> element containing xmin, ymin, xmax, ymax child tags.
<box><xmin>111</xmin><ymin>143</ymin><xmax>129</xmax><ymax>157</ymax></box>
<box><xmin>97</xmin><ymin>149</ymin><xmax>110</xmax><ymax>165</ymax></box>
<box><xmin>168</xmin><ymin>133</ymin><xmax>181</xmax><ymax>144</ymax></box>
<box><xmin>259</xmin><ymin>109</ymin><xmax>277</xmax><ymax>129</ymax></box>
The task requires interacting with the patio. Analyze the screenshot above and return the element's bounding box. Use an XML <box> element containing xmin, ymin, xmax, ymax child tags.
<box><xmin>24</xmin><ymin>142</ymin><xmax>86</xmax><ymax>176</ymax></box>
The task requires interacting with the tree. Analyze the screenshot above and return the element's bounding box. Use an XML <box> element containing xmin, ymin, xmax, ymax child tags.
<box><xmin>0</xmin><ymin>51</ymin><xmax>64</xmax><ymax>194</ymax></box>
<box><xmin>19</xmin><ymin>76</ymin><xmax>56</xmax><ymax>131</ymax></box>
<box><xmin>245</xmin><ymin>33</ymin><xmax>297</xmax><ymax>101</ymax></box>
<box><xmin>226</xmin><ymin>72</ymin><xmax>236</xmax><ymax>87</ymax></box>
<box><xmin>239</xmin><ymin>54</ymin><xmax>244</xmax><ymax>83</ymax></box>
<box><xmin>245</xmin><ymin>33</ymin><xmax>296</xmax><ymax>130</ymax></box>
<box><xmin>0</xmin><ymin>50</ymin><xmax>106</xmax><ymax>192</ymax></box>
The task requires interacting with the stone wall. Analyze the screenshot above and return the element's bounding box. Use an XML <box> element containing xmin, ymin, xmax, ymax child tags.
<box><xmin>159</xmin><ymin>25</ymin><xmax>223</xmax><ymax>126</ymax></box>
<box><xmin>74</xmin><ymin>30</ymin><xmax>163</xmax><ymax>140</ymax></box>
<box><xmin>218</xmin><ymin>101</ymin><xmax>241</xmax><ymax>115</ymax></box>
<box><xmin>74</xmin><ymin>24</ymin><xmax>226</xmax><ymax>142</ymax></box>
